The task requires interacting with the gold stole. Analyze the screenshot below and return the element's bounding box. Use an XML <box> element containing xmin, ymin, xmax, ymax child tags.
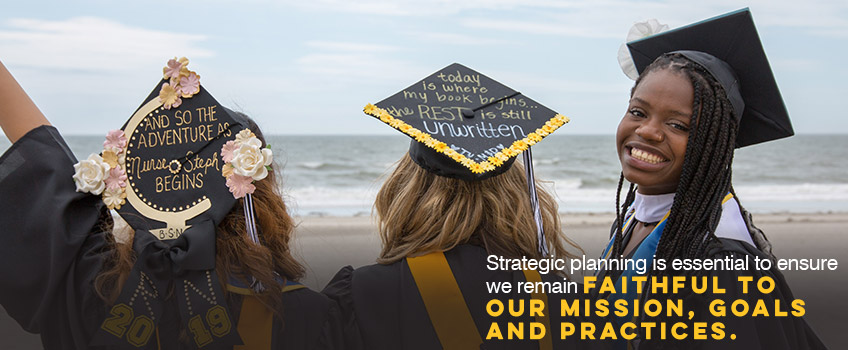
<box><xmin>408</xmin><ymin>251</ymin><xmax>552</xmax><ymax>350</ymax></box>
<box><xmin>228</xmin><ymin>283</ymin><xmax>305</xmax><ymax>350</ymax></box>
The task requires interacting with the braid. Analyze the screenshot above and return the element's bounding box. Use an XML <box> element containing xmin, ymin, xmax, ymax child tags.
<box><xmin>618</xmin><ymin>182</ymin><xmax>636</xmax><ymax>257</ymax></box>
<box><xmin>612</xmin><ymin>173</ymin><xmax>625</xmax><ymax>258</ymax></box>
<box><xmin>601</xmin><ymin>174</ymin><xmax>635</xmax><ymax>284</ymax></box>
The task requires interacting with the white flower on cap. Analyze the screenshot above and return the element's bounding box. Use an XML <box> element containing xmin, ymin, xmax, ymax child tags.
<box><xmin>618</xmin><ymin>19</ymin><xmax>669</xmax><ymax>80</ymax></box>
<box><xmin>73</xmin><ymin>154</ymin><xmax>110</xmax><ymax>195</ymax></box>
<box><xmin>102</xmin><ymin>187</ymin><xmax>127</xmax><ymax>210</ymax></box>
<box><xmin>230</xmin><ymin>137</ymin><xmax>273</xmax><ymax>181</ymax></box>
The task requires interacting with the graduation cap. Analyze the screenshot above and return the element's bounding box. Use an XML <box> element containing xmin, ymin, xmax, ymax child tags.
<box><xmin>626</xmin><ymin>8</ymin><xmax>792</xmax><ymax>148</ymax></box>
<box><xmin>364</xmin><ymin>63</ymin><xmax>570</xmax><ymax>181</ymax></box>
<box><xmin>115</xmin><ymin>59</ymin><xmax>251</xmax><ymax>238</ymax></box>
<box><xmin>364</xmin><ymin>63</ymin><xmax>569</xmax><ymax>256</ymax></box>
<box><xmin>85</xmin><ymin>58</ymin><xmax>259</xmax><ymax>348</ymax></box>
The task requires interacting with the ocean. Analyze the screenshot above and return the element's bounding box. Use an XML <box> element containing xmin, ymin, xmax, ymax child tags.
<box><xmin>2</xmin><ymin>134</ymin><xmax>847</xmax><ymax>216</ymax></box>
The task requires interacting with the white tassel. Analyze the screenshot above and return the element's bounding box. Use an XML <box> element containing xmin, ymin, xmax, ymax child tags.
<box><xmin>243</xmin><ymin>193</ymin><xmax>265</xmax><ymax>292</ymax></box>
<box><xmin>522</xmin><ymin>148</ymin><xmax>549</xmax><ymax>257</ymax></box>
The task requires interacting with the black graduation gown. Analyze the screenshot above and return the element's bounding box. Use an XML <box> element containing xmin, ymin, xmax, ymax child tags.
<box><xmin>664</xmin><ymin>238</ymin><xmax>827</xmax><ymax>350</ymax></box>
<box><xmin>612</xmin><ymin>236</ymin><xmax>827</xmax><ymax>349</ymax></box>
<box><xmin>323</xmin><ymin>244</ymin><xmax>611</xmax><ymax>349</ymax></box>
<box><xmin>0</xmin><ymin>126</ymin><xmax>342</xmax><ymax>349</ymax></box>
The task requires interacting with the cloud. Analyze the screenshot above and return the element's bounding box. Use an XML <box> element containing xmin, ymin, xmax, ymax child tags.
<box><xmin>296</xmin><ymin>52</ymin><xmax>418</xmax><ymax>81</ymax></box>
<box><xmin>0</xmin><ymin>17</ymin><xmax>213</xmax><ymax>71</ymax></box>
<box><xmin>295</xmin><ymin>40</ymin><xmax>423</xmax><ymax>85</ymax></box>
<box><xmin>305</xmin><ymin>40</ymin><xmax>400</xmax><ymax>53</ymax></box>
<box><xmin>742</xmin><ymin>0</ymin><xmax>848</xmax><ymax>29</ymax></box>
<box><xmin>285</xmin><ymin>0</ymin><xmax>848</xmax><ymax>40</ymax></box>
<box><xmin>287</xmin><ymin>0</ymin><xmax>515</xmax><ymax>16</ymax></box>
<box><xmin>771</xmin><ymin>58</ymin><xmax>823</xmax><ymax>72</ymax></box>
<box><xmin>405</xmin><ymin>31</ymin><xmax>507</xmax><ymax>46</ymax></box>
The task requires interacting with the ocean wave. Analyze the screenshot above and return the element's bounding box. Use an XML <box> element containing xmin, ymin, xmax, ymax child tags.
<box><xmin>297</xmin><ymin>162</ymin><xmax>326</xmax><ymax>169</ymax></box>
<box><xmin>35</xmin><ymin>135</ymin><xmax>848</xmax><ymax>217</ymax></box>
<box><xmin>283</xmin><ymin>182</ymin><xmax>848</xmax><ymax>216</ymax></box>
<box><xmin>734</xmin><ymin>183</ymin><xmax>848</xmax><ymax>201</ymax></box>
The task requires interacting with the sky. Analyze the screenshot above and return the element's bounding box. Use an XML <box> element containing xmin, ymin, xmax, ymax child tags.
<box><xmin>2</xmin><ymin>0</ymin><xmax>846</xmax><ymax>135</ymax></box>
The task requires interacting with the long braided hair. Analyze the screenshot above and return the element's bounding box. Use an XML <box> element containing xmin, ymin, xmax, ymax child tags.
<box><xmin>606</xmin><ymin>53</ymin><xmax>739</xmax><ymax>280</ymax></box>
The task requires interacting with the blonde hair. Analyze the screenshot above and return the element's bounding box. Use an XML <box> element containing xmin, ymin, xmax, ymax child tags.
<box><xmin>375</xmin><ymin>153</ymin><xmax>581</xmax><ymax>268</ymax></box>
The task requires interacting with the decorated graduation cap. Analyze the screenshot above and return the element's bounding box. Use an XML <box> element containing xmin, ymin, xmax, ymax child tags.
<box><xmin>364</xmin><ymin>63</ymin><xmax>569</xmax><ymax>181</ymax></box>
<box><xmin>624</xmin><ymin>8</ymin><xmax>792</xmax><ymax>148</ymax></box>
<box><xmin>112</xmin><ymin>60</ymin><xmax>251</xmax><ymax>236</ymax></box>
<box><xmin>364</xmin><ymin>63</ymin><xmax>570</xmax><ymax>255</ymax></box>
<box><xmin>73</xmin><ymin>58</ymin><xmax>274</xmax><ymax>349</ymax></box>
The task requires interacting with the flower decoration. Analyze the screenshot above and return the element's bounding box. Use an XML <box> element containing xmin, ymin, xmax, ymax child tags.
<box><xmin>221</xmin><ymin>140</ymin><xmax>239</xmax><ymax>163</ymax></box>
<box><xmin>159</xmin><ymin>82</ymin><xmax>182</xmax><ymax>110</ymax></box>
<box><xmin>235</xmin><ymin>129</ymin><xmax>254</xmax><ymax>144</ymax></box>
<box><xmin>73</xmin><ymin>129</ymin><xmax>131</xmax><ymax>209</ymax></box>
<box><xmin>554</xmin><ymin>114</ymin><xmax>570</xmax><ymax>124</ymax></box>
<box><xmin>158</xmin><ymin>57</ymin><xmax>200</xmax><ymax>109</ymax></box>
<box><xmin>434</xmin><ymin>142</ymin><xmax>448</xmax><ymax>153</ymax></box>
<box><xmin>105</xmin><ymin>167</ymin><xmax>128</xmax><ymax>191</ymax></box>
<box><xmin>163</xmin><ymin>57</ymin><xmax>189</xmax><ymax>80</ymax></box>
<box><xmin>102</xmin><ymin>150</ymin><xmax>119</xmax><ymax>168</ymax></box>
<box><xmin>512</xmin><ymin>140</ymin><xmax>529</xmax><ymax>152</ymax></box>
<box><xmin>231</xmin><ymin>138</ymin><xmax>273</xmax><ymax>181</ymax></box>
<box><xmin>221</xmin><ymin>130</ymin><xmax>273</xmax><ymax>199</ymax></box>
<box><xmin>470</xmin><ymin>163</ymin><xmax>483</xmax><ymax>174</ymax></box>
<box><xmin>364</xmin><ymin>103</ymin><xmax>377</xmax><ymax>115</ymax></box>
<box><xmin>488</xmin><ymin>157</ymin><xmax>503</xmax><ymax>167</ymax></box>
<box><xmin>178</xmin><ymin>72</ymin><xmax>201</xmax><ymax>98</ymax></box>
<box><xmin>363</xmin><ymin>104</ymin><xmax>570</xmax><ymax>175</ymax></box>
<box><xmin>103</xmin><ymin>188</ymin><xmax>127</xmax><ymax>210</ymax></box>
<box><xmin>379</xmin><ymin>111</ymin><xmax>392</xmax><ymax>123</ymax></box>
<box><xmin>225</xmin><ymin>175</ymin><xmax>256</xmax><ymax>199</ymax></box>
<box><xmin>618</xmin><ymin>19</ymin><xmax>669</xmax><ymax>80</ymax></box>
<box><xmin>73</xmin><ymin>154</ymin><xmax>110</xmax><ymax>195</ymax></box>
<box><xmin>222</xmin><ymin>164</ymin><xmax>234</xmax><ymax>178</ymax></box>
<box><xmin>103</xmin><ymin>130</ymin><xmax>127</xmax><ymax>151</ymax></box>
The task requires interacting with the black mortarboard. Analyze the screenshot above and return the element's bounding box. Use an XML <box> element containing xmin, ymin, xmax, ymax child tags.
<box><xmin>116</xmin><ymin>59</ymin><xmax>250</xmax><ymax>237</ymax></box>
<box><xmin>364</xmin><ymin>63</ymin><xmax>570</xmax><ymax>181</ymax></box>
<box><xmin>626</xmin><ymin>8</ymin><xmax>792</xmax><ymax>148</ymax></box>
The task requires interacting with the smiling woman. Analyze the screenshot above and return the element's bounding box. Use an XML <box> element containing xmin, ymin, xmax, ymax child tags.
<box><xmin>598</xmin><ymin>9</ymin><xmax>826</xmax><ymax>349</ymax></box>
<box><xmin>616</xmin><ymin>69</ymin><xmax>692</xmax><ymax>196</ymax></box>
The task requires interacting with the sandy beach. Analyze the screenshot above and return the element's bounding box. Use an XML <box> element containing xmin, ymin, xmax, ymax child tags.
<box><xmin>293</xmin><ymin>212</ymin><xmax>848</xmax><ymax>347</ymax></box>
<box><xmin>2</xmin><ymin>212</ymin><xmax>846</xmax><ymax>347</ymax></box>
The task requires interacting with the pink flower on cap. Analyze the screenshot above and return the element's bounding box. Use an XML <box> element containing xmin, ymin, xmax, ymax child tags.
<box><xmin>179</xmin><ymin>72</ymin><xmax>200</xmax><ymax>98</ymax></box>
<box><xmin>103</xmin><ymin>130</ymin><xmax>127</xmax><ymax>152</ymax></box>
<box><xmin>104</xmin><ymin>167</ymin><xmax>128</xmax><ymax>190</ymax></box>
<box><xmin>226</xmin><ymin>174</ymin><xmax>256</xmax><ymax>199</ymax></box>
<box><xmin>221</xmin><ymin>140</ymin><xmax>238</xmax><ymax>163</ymax></box>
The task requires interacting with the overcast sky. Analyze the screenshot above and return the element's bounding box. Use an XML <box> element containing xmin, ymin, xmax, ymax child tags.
<box><xmin>2</xmin><ymin>0</ymin><xmax>846</xmax><ymax>135</ymax></box>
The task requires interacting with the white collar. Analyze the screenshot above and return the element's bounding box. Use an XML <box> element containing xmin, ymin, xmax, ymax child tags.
<box><xmin>631</xmin><ymin>192</ymin><xmax>675</xmax><ymax>223</ymax></box>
